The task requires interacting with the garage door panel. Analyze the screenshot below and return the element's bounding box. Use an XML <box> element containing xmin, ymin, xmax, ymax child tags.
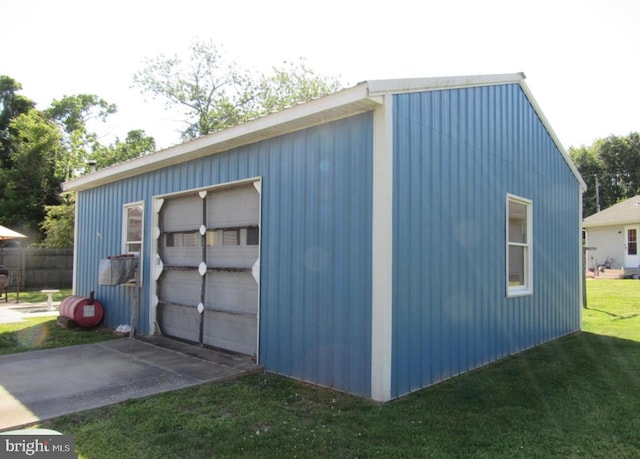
<box><xmin>157</xmin><ymin>181</ymin><xmax>259</xmax><ymax>357</ymax></box>
<box><xmin>203</xmin><ymin>311</ymin><xmax>256</xmax><ymax>355</ymax></box>
<box><xmin>159</xmin><ymin>303</ymin><xmax>200</xmax><ymax>343</ymax></box>
<box><xmin>206</xmin><ymin>246</ymin><xmax>258</xmax><ymax>268</ymax></box>
<box><xmin>206</xmin><ymin>186</ymin><xmax>259</xmax><ymax>227</ymax></box>
<box><xmin>164</xmin><ymin>246</ymin><xmax>202</xmax><ymax>267</ymax></box>
<box><xmin>163</xmin><ymin>195</ymin><xmax>202</xmax><ymax>232</ymax></box>
<box><xmin>160</xmin><ymin>270</ymin><xmax>202</xmax><ymax>306</ymax></box>
<box><xmin>204</xmin><ymin>272</ymin><xmax>258</xmax><ymax>315</ymax></box>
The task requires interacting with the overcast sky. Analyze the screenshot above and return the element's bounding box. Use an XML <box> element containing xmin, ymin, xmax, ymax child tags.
<box><xmin>1</xmin><ymin>0</ymin><xmax>638</xmax><ymax>152</ymax></box>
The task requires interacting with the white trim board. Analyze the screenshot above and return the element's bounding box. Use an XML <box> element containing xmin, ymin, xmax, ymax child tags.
<box><xmin>370</xmin><ymin>95</ymin><xmax>394</xmax><ymax>402</ymax></box>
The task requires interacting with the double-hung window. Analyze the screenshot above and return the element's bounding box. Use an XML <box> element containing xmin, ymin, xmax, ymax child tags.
<box><xmin>121</xmin><ymin>202</ymin><xmax>143</xmax><ymax>286</ymax></box>
<box><xmin>123</xmin><ymin>202</ymin><xmax>144</xmax><ymax>255</ymax></box>
<box><xmin>507</xmin><ymin>194</ymin><xmax>532</xmax><ymax>296</ymax></box>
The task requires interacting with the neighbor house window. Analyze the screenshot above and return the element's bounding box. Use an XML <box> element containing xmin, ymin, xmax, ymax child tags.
<box><xmin>507</xmin><ymin>194</ymin><xmax>532</xmax><ymax>296</ymax></box>
<box><xmin>123</xmin><ymin>202</ymin><xmax>144</xmax><ymax>254</ymax></box>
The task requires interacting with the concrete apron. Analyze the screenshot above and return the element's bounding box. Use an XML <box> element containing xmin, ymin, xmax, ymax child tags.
<box><xmin>0</xmin><ymin>337</ymin><xmax>259</xmax><ymax>431</ymax></box>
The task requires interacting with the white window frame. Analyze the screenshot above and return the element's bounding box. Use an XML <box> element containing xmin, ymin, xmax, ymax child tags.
<box><xmin>506</xmin><ymin>194</ymin><xmax>533</xmax><ymax>297</ymax></box>
<box><xmin>123</xmin><ymin>201</ymin><xmax>144</xmax><ymax>255</ymax></box>
<box><xmin>123</xmin><ymin>201</ymin><xmax>144</xmax><ymax>287</ymax></box>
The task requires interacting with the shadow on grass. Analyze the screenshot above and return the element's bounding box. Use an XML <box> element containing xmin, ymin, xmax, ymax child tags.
<box><xmin>587</xmin><ymin>308</ymin><xmax>640</xmax><ymax>321</ymax></box>
<box><xmin>611</xmin><ymin>313</ymin><xmax>640</xmax><ymax>321</ymax></box>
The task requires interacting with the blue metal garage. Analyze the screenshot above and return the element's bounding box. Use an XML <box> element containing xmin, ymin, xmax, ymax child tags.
<box><xmin>63</xmin><ymin>73</ymin><xmax>586</xmax><ymax>401</ymax></box>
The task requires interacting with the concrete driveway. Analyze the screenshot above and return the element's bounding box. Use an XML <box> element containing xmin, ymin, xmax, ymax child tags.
<box><xmin>0</xmin><ymin>337</ymin><xmax>258</xmax><ymax>430</ymax></box>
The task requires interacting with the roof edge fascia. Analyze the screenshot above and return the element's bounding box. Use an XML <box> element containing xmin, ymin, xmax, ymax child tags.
<box><xmin>63</xmin><ymin>82</ymin><xmax>376</xmax><ymax>192</ymax></box>
<box><xmin>367</xmin><ymin>72</ymin><xmax>527</xmax><ymax>96</ymax></box>
<box><xmin>583</xmin><ymin>219</ymin><xmax>640</xmax><ymax>229</ymax></box>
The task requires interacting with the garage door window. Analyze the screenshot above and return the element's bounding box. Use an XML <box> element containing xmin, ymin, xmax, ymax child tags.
<box><xmin>223</xmin><ymin>229</ymin><xmax>240</xmax><ymax>246</ymax></box>
<box><xmin>246</xmin><ymin>227</ymin><xmax>259</xmax><ymax>245</ymax></box>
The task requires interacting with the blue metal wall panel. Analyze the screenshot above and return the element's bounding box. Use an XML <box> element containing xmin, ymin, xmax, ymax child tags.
<box><xmin>74</xmin><ymin>113</ymin><xmax>373</xmax><ymax>397</ymax></box>
<box><xmin>391</xmin><ymin>84</ymin><xmax>581</xmax><ymax>397</ymax></box>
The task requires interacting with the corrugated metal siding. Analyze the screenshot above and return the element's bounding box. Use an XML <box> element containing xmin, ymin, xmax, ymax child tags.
<box><xmin>74</xmin><ymin>113</ymin><xmax>373</xmax><ymax>397</ymax></box>
<box><xmin>391</xmin><ymin>84</ymin><xmax>581</xmax><ymax>398</ymax></box>
<box><xmin>259</xmin><ymin>119</ymin><xmax>373</xmax><ymax>397</ymax></box>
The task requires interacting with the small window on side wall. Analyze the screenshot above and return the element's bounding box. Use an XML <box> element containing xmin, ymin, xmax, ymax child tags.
<box><xmin>124</xmin><ymin>202</ymin><xmax>144</xmax><ymax>255</ymax></box>
<box><xmin>507</xmin><ymin>194</ymin><xmax>532</xmax><ymax>297</ymax></box>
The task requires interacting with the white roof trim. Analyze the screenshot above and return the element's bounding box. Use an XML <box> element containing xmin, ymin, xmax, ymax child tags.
<box><xmin>63</xmin><ymin>82</ymin><xmax>378</xmax><ymax>192</ymax></box>
<box><xmin>583</xmin><ymin>219</ymin><xmax>640</xmax><ymax>229</ymax></box>
<box><xmin>367</xmin><ymin>72</ymin><xmax>527</xmax><ymax>96</ymax></box>
<box><xmin>63</xmin><ymin>72</ymin><xmax>586</xmax><ymax>193</ymax></box>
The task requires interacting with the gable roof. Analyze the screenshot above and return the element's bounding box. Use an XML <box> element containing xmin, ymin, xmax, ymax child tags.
<box><xmin>583</xmin><ymin>195</ymin><xmax>640</xmax><ymax>228</ymax></box>
<box><xmin>63</xmin><ymin>72</ymin><xmax>586</xmax><ymax>192</ymax></box>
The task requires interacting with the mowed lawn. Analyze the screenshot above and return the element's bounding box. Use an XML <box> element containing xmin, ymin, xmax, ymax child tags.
<box><xmin>3</xmin><ymin>280</ymin><xmax>638</xmax><ymax>457</ymax></box>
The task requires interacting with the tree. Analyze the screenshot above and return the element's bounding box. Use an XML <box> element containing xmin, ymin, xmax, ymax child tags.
<box><xmin>45</xmin><ymin>94</ymin><xmax>117</xmax><ymax>179</ymax></box>
<box><xmin>0</xmin><ymin>76</ymin><xmax>35</xmax><ymax>168</ymax></box>
<box><xmin>0</xmin><ymin>77</ymin><xmax>156</xmax><ymax>244</ymax></box>
<box><xmin>133</xmin><ymin>40</ymin><xmax>246</xmax><ymax>140</ymax></box>
<box><xmin>570</xmin><ymin>132</ymin><xmax>640</xmax><ymax>217</ymax></box>
<box><xmin>91</xmin><ymin>129</ymin><xmax>156</xmax><ymax>170</ymax></box>
<box><xmin>596</xmin><ymin>133</ymin><xmax>640</xmax><ymax>199</ymax></box>
<box><xmin>569</xmin><ymin>145</ymin><xmax>606</xmax><ymax>216</ymax></box>
<box><xmin>133</xmin><ymin>40</ymin><xmax>342</xmax><ymax>140</ymax></box>
<box><xmin>0</xmin><ymin>109</ymin><xmax>63</xmax><ymax>235</ymax></box>
<box><xmin>254</xmin><ymin>58</ymin><xmax>342</xmax><ymax>114</ymax></box>
<box><xmin>40</xmin><ymin>192</ymin><xmax>75</xmax><ymax>248</ymax></box>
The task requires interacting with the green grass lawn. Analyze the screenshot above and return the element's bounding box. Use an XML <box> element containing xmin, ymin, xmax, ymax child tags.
<box><xmin>0</xmin><ymin>316</ymin><xmax>118</xmax><ymax>355</ymax></box>
<box><xmin>3</xmin><ymin>280</ymin><xmax>639</xmax><ymax>457</ymax></box>
<box><xmin>0</xmin><ymin>289</ymin><xmax>116</xmax><ymax>355</ymax></box>
<box><xmin>3</xmin><ymin>288</ymin><xmax>72</xmax><ymax>304</ymax></box>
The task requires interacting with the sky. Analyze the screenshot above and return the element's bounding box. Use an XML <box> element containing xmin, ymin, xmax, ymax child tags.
<box><xmin>1</xmin><ymin>0</ymin><xmax>638</xmax><ymax>152</ymax></box>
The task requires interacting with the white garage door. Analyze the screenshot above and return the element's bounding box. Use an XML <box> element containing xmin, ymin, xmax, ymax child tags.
<box><xmin>155</xmin><ymin>182</ymin><xmax>260</xmax><ymax>356</ymax></box>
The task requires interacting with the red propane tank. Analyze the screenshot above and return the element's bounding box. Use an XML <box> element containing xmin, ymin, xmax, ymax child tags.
<box><xmin>59</xmin><ymin>291</ymin><xmax>104</xmax><ymax>328</ymax></box>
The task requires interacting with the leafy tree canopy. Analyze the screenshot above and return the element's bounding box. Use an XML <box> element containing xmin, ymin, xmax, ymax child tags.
<box><xmin>133</xmin><ymin>40</ymin><xmax>342</xmax><ymax>140</ymax></box>
<box><xmin>46</xmin><ymin>94</ymin><xmax>117</xmax><ymax>134</ymax></box>
<box><xmin>570</xmin><ymin>132</ymin><xmax>640</xmax><ymax>217</ymax></box>
<box><xmin>0</xmin><ymin>76</ymin><xmax>155</xmax><ymax>244</ymax></box>
<box><xmin>0</xmin><ymin>76</ymin><xmax>35</xmax><ymax>167</ymax></box>
<box><xmin>39</xmin><ymin>192</ymin><xmax>75</xmax><ymax>248</ymax></box>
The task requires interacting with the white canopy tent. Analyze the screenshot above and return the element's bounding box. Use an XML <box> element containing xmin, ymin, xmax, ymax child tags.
<box><xmin>0</xmin><ymin>225</ymin><xmax>27</xmax><ymax>301</ymax></box>
<box><xmin>0</xmin><ymin>225</ymin><xmax>27</xmax><ymax>241</ymax></box>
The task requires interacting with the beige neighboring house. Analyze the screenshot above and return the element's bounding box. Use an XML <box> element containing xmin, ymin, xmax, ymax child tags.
<box><xmin>583</xmin><ymin>195</ymin><xmax>640</xmax><ymax>277</ymax></box>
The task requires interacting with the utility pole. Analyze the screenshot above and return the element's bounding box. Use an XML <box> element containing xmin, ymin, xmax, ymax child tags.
<box><xmin>594</xmin><ymin>175</ymin><xmax>601</xmax><ymax>212</ymax></box>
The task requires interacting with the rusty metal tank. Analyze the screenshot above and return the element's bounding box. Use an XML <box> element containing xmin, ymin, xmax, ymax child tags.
<box><xmin>59</xmin><ymin>291</ymin><xmax>104</xmax><ymax>328</ymax></box>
